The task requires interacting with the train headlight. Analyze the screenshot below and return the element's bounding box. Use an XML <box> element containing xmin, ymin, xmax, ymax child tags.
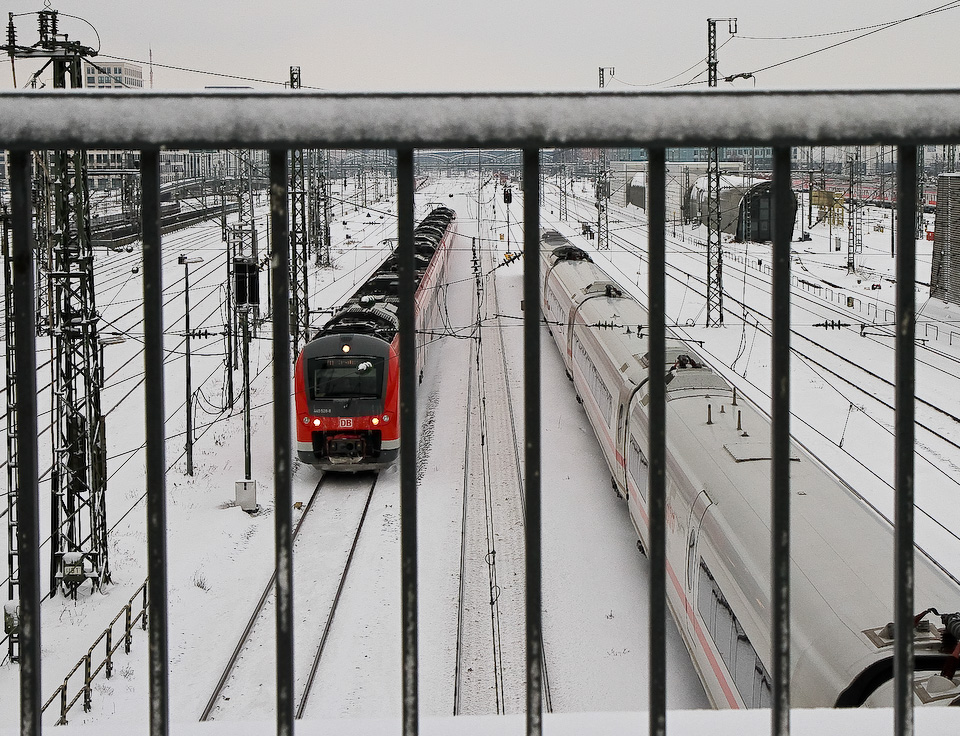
<box><xmin>371</xmin><ymin>417</ymin><xmax>380</xmax><ymax>426</ymax></box>
<box><xmin>313</xmin><ymin>418</ymin><xmax>321</xmax><ymax>427</ymax></box>
<box><xmin>302</xmin><ymin>416</ymin><xmax>309</xmax><ymax>424</ymax></box>
<box><xmin>341</xmin><ymin>344</ymin><xmax>350</xmax><ymax>353</ymax></box>
<box><xmin>382</xmin><ymin>414</ymin><xmax>390</xmax><ymax>423</ymax></box>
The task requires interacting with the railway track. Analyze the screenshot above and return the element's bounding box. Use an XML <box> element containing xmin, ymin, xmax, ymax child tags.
<box><xmin>452</xmin><ymin>193</ymin><xmax>552</xmax><ymax>715</ymax></box>
<box><xmin>489</xmin><ymin>209</ymin><xmax>554</xmax><ymax>715</ymax></box>
<box><xmin>541</xmin><ymin>190</ymin><xmax>960</xmax><ymax>566</ymax></box>
<box><xmin>200</xmin><ymin>472</ymin><xmax>378</xmax><ymax>722</ymax></box>
<box><xmin>540</xmin><ymin>190</ymin><xmax>960</xmax><ymax>451</ymax></box>
<box><xmin>609</xmin><ymin>227</ymin><xmax>960</xmax><ymax>447</ymax></box>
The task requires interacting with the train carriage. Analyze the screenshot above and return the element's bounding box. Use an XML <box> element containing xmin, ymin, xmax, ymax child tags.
<box><xmin>540</xmin><ymin>230</ymin><xmax>960</xmax><ymax>709</ymax></box>
<box><xmin>294</xmin><ymin>206</ymin><xmax>457</xmax><ymax>471</ymax></box>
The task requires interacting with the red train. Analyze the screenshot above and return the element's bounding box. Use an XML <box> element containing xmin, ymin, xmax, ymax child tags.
<box><xmin>294</xmin><ymin>206</ymin><xmax>458</xmax><ymax>470</ymax></box>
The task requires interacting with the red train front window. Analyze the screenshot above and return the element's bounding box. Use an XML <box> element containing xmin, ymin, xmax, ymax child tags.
<box><xmin>307</xmin><ymin>356</ymin><xmax>385</xmax><ymax>400</ymax></box>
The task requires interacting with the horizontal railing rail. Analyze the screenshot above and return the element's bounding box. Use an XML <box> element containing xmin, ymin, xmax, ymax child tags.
<box><xmin>3</xmin><ymin>88</ymin><xmax>941</xmax><ymax>736</ymax></box>
<box><xmin>0</xmin><ymin>89</ymin><xmax>959</xmax><ymax>148</ymax></box>
<box><xmin>39</xmin><ymin>580</ymin><xmax>149</xmax><ymax>725</ymax></box>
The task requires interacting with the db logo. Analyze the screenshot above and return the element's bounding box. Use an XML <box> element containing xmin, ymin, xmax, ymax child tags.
<box><xmin>338</xmin><ymin>418</ymin><xmax>353</xmax><ymax>428</ymax></box>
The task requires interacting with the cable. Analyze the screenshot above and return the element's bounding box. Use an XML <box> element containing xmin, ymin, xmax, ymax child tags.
<box><xmin>736</xmin><ymin>1</ymin><xmax>960</xmax><ymax>41</ymax></box>
<box><xmin>97</xmin><ymin>53</ymin><xmax>330</xmax><ymax>90</ymax></box>
<box><xmin>611</xmin><ymin>35</ymin><xmax>736</xmax><ymax>89</ymax></box>
<box><xmin>733</xmin><ymin>1</ymin><xmax>960</xmax><ymax>79</ymax></box>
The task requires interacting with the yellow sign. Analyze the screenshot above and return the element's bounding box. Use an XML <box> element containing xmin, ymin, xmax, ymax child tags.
<box><xmin>813</xmin><ymin>190</ymin><xmax>845</xmax><ymax>226</ymax></box>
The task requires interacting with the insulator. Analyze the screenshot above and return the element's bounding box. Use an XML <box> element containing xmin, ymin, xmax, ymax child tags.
<box><xmin>7</xmin><ymin>16</ymin><xmax>16</xmax><ymax>48</ymax></box>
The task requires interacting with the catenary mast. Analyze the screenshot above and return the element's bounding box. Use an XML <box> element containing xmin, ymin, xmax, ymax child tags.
<box><xmin>2</xmin><ymin>8</ymin><xmax>110</xmax><ymax>599</ymax></box>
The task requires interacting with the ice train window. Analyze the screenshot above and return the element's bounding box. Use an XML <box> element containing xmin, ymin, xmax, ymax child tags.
<box><xmin>627</xmin><ymin>436</ymin><xmax>648</xmax><ymax>499</ymax></box>
<box><xmin>697</xmin><ymin>559</ymin><xmax>772</xmax><ymax>708</ymax></box>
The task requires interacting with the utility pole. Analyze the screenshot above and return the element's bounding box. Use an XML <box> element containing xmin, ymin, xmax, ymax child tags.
<box><xmin>558</xmin><ymin>149</ymin><xmax>568</xmax><ymax>221</ymax></box>
<box><xmin>289</xmin><ymin>66</ymin><xmax>309</xmax><ymax>357</ymax></box>
<box><xmin>917</xmin><ymin>147</ymin><xmax>926</xmax><ymax>238</ymax></box>
<box><xmin>597</xmin><ymin>67</ymin><xmax>614</xmax><ymax>250</ymax></box>
<box><xmin>705</xmin><ymin>18</ymin><xmax>737</xmax><ymax>327</ymax></box>
<box><xmin>889</xmin><ymin>146</ymin><xmax>897</xmax><ymax>258</ymax></box>
<box><xmin>227</xmin><ymin>224</ymin><xmax>258</xmax><ymax>408</ymax></box>
<box><xmin>3</xmin><ymin>9</ymin><xmax>110</xmax><ymax>597</ymax></box>
<box><xmin>233</xmin><ymin>257</ymin><xmax>259</xmax><ymax>484</ymax></box>
<box><xmin>179</xmin><ymin>256</ymin><xmax>203</xmax><ymax>476</ymax></box>
<box><xmin>504</xmin><ymin>186</ymin><xmax>513</xmax><ymax>254</ymax></box>
<box><xmin>2</xmin><ymin>207</ymin><xmax>19</xmax><ymax>661</ymax></box>
<box><xmin>847</xmin><ymin>146</ymin><xmax>863</xmax><ymax>273</ymax></box>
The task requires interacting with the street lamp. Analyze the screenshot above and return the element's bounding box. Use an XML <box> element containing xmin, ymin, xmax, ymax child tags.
<box><xmin>179</xmin><ymin>254</ymin><xmax>204</xmax><ymax>476</ymax></box>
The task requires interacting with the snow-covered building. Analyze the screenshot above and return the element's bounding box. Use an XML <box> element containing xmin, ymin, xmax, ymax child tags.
<box><xmin>625</xmin><ymin>167</ymin><xmax>796</xmax><ymax>243</ymax></box>
<box><xmin>83</xmin><ymin>61</ymin><xmax>143</xmax><ymax>89</ymax></box>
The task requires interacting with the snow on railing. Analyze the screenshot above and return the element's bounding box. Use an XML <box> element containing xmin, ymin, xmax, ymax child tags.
<box><xmin>4</xmin><ymin>89</ymin><xmax>959</xmax><ymax>736</ymax></box>
<box><xmin>40</xmin><ymin>580</ymin><xmax>148</xmax><ymax>725</ymax></box>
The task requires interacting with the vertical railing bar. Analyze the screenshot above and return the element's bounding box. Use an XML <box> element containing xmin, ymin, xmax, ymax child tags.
<box><xmin>894</xmin><ymin>145</ymin><xmax>917</xmax><ymax>736</ymax></box>
<box><xmin>140</xmin><ymin>149</ymin><xmax>169</xmax><ymax>736</ymax></box>
<box><xmin>396</xmin><ymin>148</ymin><xmax>419</xmax><ymax>736</ymax></box>
<box><xmin>522</xmin><ymin>148</ymin><xmax>542</xmax><ymax>736</ymax></box>
<box><xmin>646</xmin><ymin>147</ymin><xmax>667</xmax><ymax>736</ymax></box>
<box><xmin>11</xmin><ymin>150</ymin><xmax>41</xmax><ymax>736</ymax></box>
<box><xmin>771</xmin><ymin>146</ymin><xmax>793</xmax><ymax>736</ymax></box>
<box><xmin>269</xmin><ymin>149</ymin><xmax>294</xmax><ymax>736</ymax></box>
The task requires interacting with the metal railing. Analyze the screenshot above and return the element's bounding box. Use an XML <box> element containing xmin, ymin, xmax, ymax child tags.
<box><xmin>40</xmin><ymin>580</ymin><xmax>149</xmax><ymax>725</ymax></box>
<box><xmin>4</xmin><ymin>88</ymin><xmax>955</xmax><ymax>736</ymax></box>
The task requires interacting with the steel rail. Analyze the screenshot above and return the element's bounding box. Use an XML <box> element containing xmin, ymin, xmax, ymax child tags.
<box><xmin>646</xmin><ymin>147</ymin><xmax>667</xmax><ymax>736</ymax></box>
<box><xmin>894</xmin><ymin>145</ymin><xmax>918</xmax><ymax>736</ymax></box>
<box><xmin>476</xmin><ymin>260</ymin><xmax>506</xmax><ymax>713</ymax></box>
<box><xmin>199</xmin><ymin>476</ymin><xmax>327</xmax><ymax>722</ymax></box>
<box><xmin>491</xmin><ymin>201</ymin><xmax>553</xmax><ymax>714</ymax></box>
<box><xmin>601</xmin><ymin>227</ymin><xmax>960</xmax><ymax>450</ymax></box>
<box><xmin>521</xmin><ymin>148</ymin><xmax>543</xmax><ymax>736</ymax></box>
<box><xmin>4</xmin><ymin>90</ymin><xmax>960</xmax><ymax>149</ymax></box>
<box><xmin>295</xmin><ymin>473</ymin><xmax>379</xmax><ymax>719</ymax></box>
<box><xmin>453</xmin><ymin>225</ymin><xmax>479</xmax><ymax>716</ymax></box>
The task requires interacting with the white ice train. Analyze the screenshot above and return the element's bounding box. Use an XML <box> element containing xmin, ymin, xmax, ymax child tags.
<box><xmin>539</xmin><ymin>230</ymin><xmax>960</xmax><ymax>709</ymax></box>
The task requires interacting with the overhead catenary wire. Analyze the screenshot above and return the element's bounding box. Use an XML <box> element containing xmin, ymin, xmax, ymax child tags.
<box><xmin>729</xmin><ymin>1</ymin><xmax>960</xmax><ymax>80</ymax></box>
<box><xmin>736</xmin><ymin>1</ymin><xmax>960</xmax><ymax>41</ymax></box>
<box><xmin>98</xmin><ymin>53</ymin><xmax>330</xmax><ymax>90</ymax></box>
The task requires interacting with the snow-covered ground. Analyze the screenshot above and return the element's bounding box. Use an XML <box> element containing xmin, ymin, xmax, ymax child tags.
<box><xmin>3</xmin><ymin>171</ymin><xmax>959</xmax><ymax>732</ymax></box>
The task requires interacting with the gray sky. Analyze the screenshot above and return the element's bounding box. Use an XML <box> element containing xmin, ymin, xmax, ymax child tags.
<box><xmin>3</xmin><ymin>1</ymin><xmax>959</xmax><ymax>91</ymax></box>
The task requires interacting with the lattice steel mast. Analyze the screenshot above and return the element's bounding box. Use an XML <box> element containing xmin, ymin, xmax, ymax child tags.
<box><xmin>596</xmin><ymin>67</ymin><xmax>614</xmax><ymax>250</ymax></box>
<box><xmin>289</xmin><ymin>66</ymin><xmax>309</xmax><ymax>355</ymax></box>
<box><xmin>2</xmin><ymin>209</ymin><xmax>20</xmax><ymax>660</ymax></box>
<box><xmin>2</xmin><ymin>9</ymin><xmax>110</xmax><ymax>596</ymax></box>
<box><xmin>847</xmin><ymin>146</ymin><xmax>863</xmax><ymax>273</ymax></box>
<box><xmin>916</xmin><ymin>145</ymin><xmax>927</xmax><ymax>240</ymax></box>
<box><xmin>705</xmin><ymin>19</ymin><xmax>736</xmax><ymax>326</ymax></box>
<box><xmin>558</xmin><ymin>149</ymin><xmax>568</xmax><ymax>221</ymax></box>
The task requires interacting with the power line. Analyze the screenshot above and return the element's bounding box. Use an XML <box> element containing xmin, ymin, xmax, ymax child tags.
<box><xmin>607</xmin><ymin>1</ymin><xmax>960</xmax><ymax>90</ymax></box>
<box><xmin>607</xmin><ymin>35</ymin><xmax>735</xmax><ymax>89</ymax></box>
<box><xmin>98</xmin><ymin>53</ymin><xmax>330</xmax><ymax>90</ymax></box>
<box><xmin>734</xmin><ymin>1</ymin><xmax>960</xmax><ymax>79</ymax></box>
<box><xmin>736</xmin><ymin>1</ymin><xmax>960</xmax><ymax>41</ymax></box>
